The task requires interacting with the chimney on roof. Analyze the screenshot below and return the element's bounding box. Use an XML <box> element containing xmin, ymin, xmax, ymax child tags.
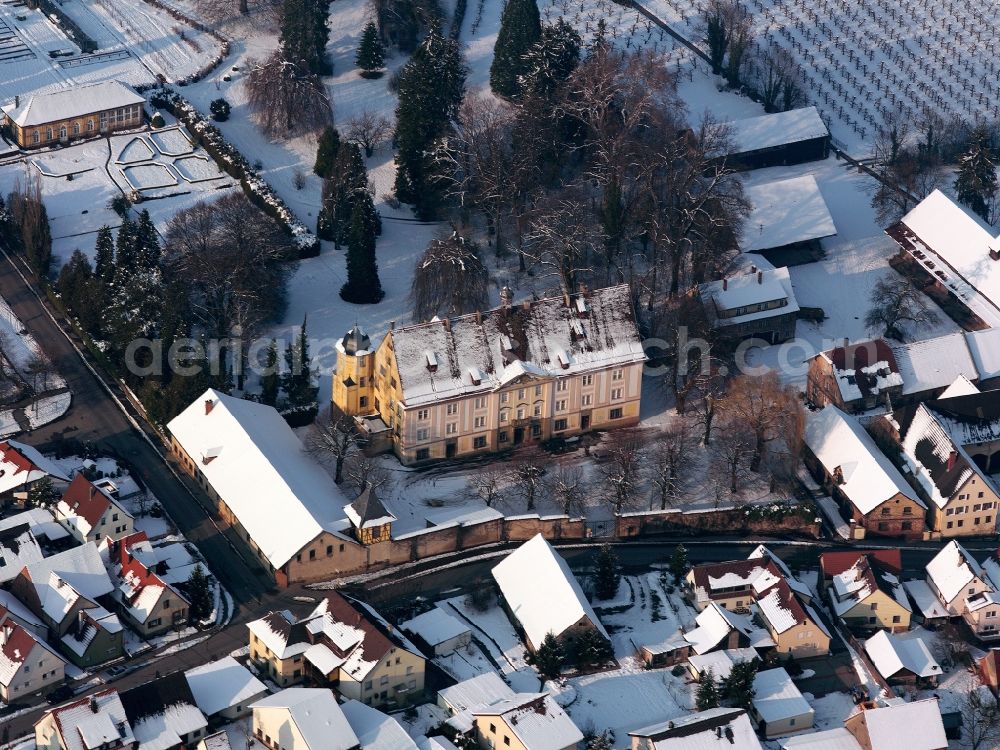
<box><xmin>843</xmin><ymin>337</ymin><xmax>849</xmax><ymax>349</ymax></box>
<box><xmin>947</xmin><ymin>450</ymin><xmax>958</xmax><ymax>472</ymax></box>
<box><xmin>475</xmin><ymin>310</ymin><xmax>482</xmax><ymax>324</ymax></box>
<box><xmin>443</xmin><ymin>318</ymin><xmax>451</xmax><ymax>332</ymax></box>
<box><xmin>722</xmin><ymin>278</ymin><xmax>728</xmax><ymax>291</ymax></box>
<box><xmin>390</xmin><ymin>321</ymin><xmax>395</xmax><ymax>330</ymax></box>
<box><xmin>715</xmin><ymin>727</ymin><xmax>722</xmax><ymax>739</ymax></box>
<box><xmin>89</xmin><ymin>695</ymin><xmax>99</xmax><ymax>714</ymax></box>
<box><xmin>14</xmin><ymin>96</ymin><xmax>19</xmax><ymax>109</ymax></box>
<box><xmin>500</xmin><ymin>286</ymin><xmax>513</xmax><ymax>308</ymax></box>
<box><xmin>204</xmin><ymin>399</ymin><xmax>215</xmax><ymax>415</ymax></box>
<box><xmin>750</xmin><ymin>265</ymin><xmax>756</xmax><ymax>274</ymax></box>
<box><xmin>757</xmin><ymin>270</ymin><xmax>763</xmax><ymax>284</ymax></box>
<box><xmin>991</xmin><ymin>247</ymin><xmax>1000</xmax><ymax>261</ymax></box>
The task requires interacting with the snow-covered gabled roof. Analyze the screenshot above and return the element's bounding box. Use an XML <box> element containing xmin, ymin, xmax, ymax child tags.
<box><xmin>345</xmin><ymin>483</ymin><xmax>396</xmax><ymax>530</ymax></box>
<box><xmin>939</xmin><ymin>374</ymin><xmax>979</xmax><ymax>399</ymax></box>
<box><xmin>629</xmin><ymin>708</ymin><xmax>761</xmax><ymax>750</ymax></box>
<box><xmin>687</xmin><ymin>647</ymin><xmax>759</xmax><ymax>681</ymax></box>
<box><xmin>0</xmin><ymin>507</ymin><xmax>68</xmax><ymax>542</ymax></box>
<box><xmin>386</xmin><ymin>285</ymin><xmax>645</xmax><ymax>407</ymax></box>
<box><xmin>252</xmin><ymin>688</ymin><xmax>359</xmax><ymax>750</ymax></box>
<box><xmin>0</xmin><ymin>619</ymin><xmax>60</xmax><ymax>687</ymax></box>
<box><xmin>751</xmin><ymin>668</ymin><xmax>813</xmax><ymax>724</ymax></box>
<box><xmin>754</xmin><ymin>579</ymin><xmax>829</xmax><ymax>638</ymax></box>
<box><xmin>902</xmin><ymin>579</ymin><xmax>949</xmax><ymax>620</ymax></box>
<box><xmin>720</xmin><ymin>106</ymin><xmax>829</xmax><ymax>155</ymax></box>
<box><xmin>863</xmin><ymin>630</ymin><xmax>941</xmax><ymax>680</ymax></box>
<box><xmin>439</xmin><ymin>672</ymin><xmax>515</xmax><ymax>716</ymax></box>
<box><xmin>55</xmin><ymin>474</ymin><xmax>133</xmax><ymax>539</ymax></box>
<box><xmin>167</xmin><ymin>390</ymin><xmax>352</xmax><ymax>568</ymax></box>
<box><xmin>813</xmin><ymin>340</ymin><xmax>902</xmax><ymax>404</ymax></box>
<box><xmin>46</xmin><ymin>688</ymin><xmax>135</xmax><ymax>750</ymax></box>
<box><xmin>780</xmin><ymin>728</ymin><xmax>862</xmax><ymax>750</ymax></box>
<box><xmin>804</xmin><ymin>405</ymin><xmax>922</xmax><ymax>515</ymax></box>
<box><xmin>131</xmin><ymin>703</ymin><xmax>207</xmax><ymax>750</ymax></box>
<box><xmin>401</xmin><ymin>607</ymin><xmax>470</xmax><ymax>647</ymax></box>
<box><xmin>491</xmin><ymin>534</ymin><xmax>608</xmax><ymax>650</ymax></box>
<box><xmin>684</xmin><ymin>603</ymin><xmax>745</xmax><ymax>655</ymax></box>
<box><xmin>342</xmin><ymin>700</ymin><xmax>418</xmax><ymax>750</ymax></box>
<box><xmin>963</xmin><ymin>328</ymin><xmax>1000</xmax><ymax>380</ymax></box>
<box><xmin>847</xmin><ymin>698</ymin><xmax>947</xmax><ymax>750</ymax></box>
<box><xmin>1</xmin><ymin>81</ymin><xmax>145</xmax><ymax>127</ymax></box>
<box><xmin>246</xmin><ymin>610</ymin><xmax>309</xmax><ymax>660</ymax></box>
<box><xmin>926</xmin><ymin>540</ymin><xmax>989</xmax><ymax>605</ymax></box>
<box><xmin>741</xmin><ymin>175</ymin><xmax>837</xmax><ymax>252</ymax></box>
<box><xmin>829</xmin><ymin>555</ymin><xmax>910</xmax><ymax>617</ymax></box>
<box><xmin>890</xmin><ymin>332</ymin><xmax>979</xmax><ymax>398</ymax></box>
<box><xmin>0</xmin><ymin>440</ymin><xmax>70</xmax><ymax>495</ymax></box>
<box><xmin>0</xmin><ymin>523</ymin><xmax>43</xmax><ymax>584</ymax></box>
<box><xmin>184</xmin><ymin>656</ymin><xmax>267</xmax><ymax>717</ymax></box>
<box><xmin>23</xmin><ymin>542</ymin><xmax>113</xmax><ymax>623</ymax></box>
<box><xmin>472</xmin><ymin>693</ymin><xmax>583</xmax><ymax>750</ymax></box>
<box><xmin>700</xmin><ymin>267</ymin><xmax>800</xmax><ymax>329</ymax></box>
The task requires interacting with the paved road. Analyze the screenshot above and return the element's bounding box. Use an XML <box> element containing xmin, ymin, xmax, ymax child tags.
<box><xmin>0</xmin><ymin>246</ymin><xmax>275</xmax><ymax>607</ymax></box>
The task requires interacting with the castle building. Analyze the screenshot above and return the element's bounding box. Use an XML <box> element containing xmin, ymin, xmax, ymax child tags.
<box><xmin>332</xmin><ymin>285</ymin><xmax>647</xmax><ymax>465</ymax></box>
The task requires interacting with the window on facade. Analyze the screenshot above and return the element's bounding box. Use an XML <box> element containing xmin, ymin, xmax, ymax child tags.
<box><xmin>46</xmin><ymin>128</ymin><xmax>53</xmax><ymax>140</ymax></box>
<box><xmin>72</xmin><ymin>123</ymin><xmax>79</xmax><ymax>135</ymax></box>
<box><xmin>975</xmin><ymin>504</ymin><xmax>982</xmax><ymax>512</ymax></box>
<box><xmin>447</xmin><ymin>403</ymin><xmax>458</xmax><ymax>415</ymax></box>
<box><xmin>416</xmin><ymin>428</ymin><xmax>429</xmax><ymax>441</ymax></box>
<box><xmin>327</xmin><ymin>545</ymin><xmax>333</xmax><ymax>556</ymax></box>
<box><xmin>360</xmin><ymin>396</ymin><xmax>368</xmax><ymax>408</ymax></box>
<box><xmin>447</xmin><ymin>422</ymin><xmax>457</xmax><ymax>434</ymax></box>
<box><xmin>86</xmin><ymin>119</ymin><xmax>94</xmax><ymax>131</ymax></box>
<box><xmin>504</xmin><ymin>738</ymin><xmax>510</xmax><ymax>746</ymax></box>
<box><xmin>612</xmin><ymin>368</ymin><xmax>624</xmax><ymax>380</ymax></box>
<box><xmin>59</xmin><ymin>126</ymin><xmax>66</xmax><ymax>139</ymax></box>
<box><xmin>474</xmin><ymin>416</ymin><xmax>486</xmax><ymax>428</ymax></box>
<box><xmin>581</xmin><ymin>374</ymin><xmax>593</xmax><ymax>387</ymax></box>
<box><xmin>474</xmin><ymin>436</ymin><xmax>487</xmax><ymax>449</ymax></box>
<box><xmin>557</xmin><ymin>379</ymin><xmax>568</xmax><ymax>392</ymax></box>
<box><xmin>947</xmin><ymin>521</ymin><xmax>954</xmax><ymax>529</ymax></box>
<box><xmin>533</xmin><ymin>405</ymin><xmax>541</xmax><ymax>417</ymax></box>
<box><xmin>32</xmin><ymin>131</ymin><xmax>39</xmax><ymax>144</ymax></box>
<box><xmin>611</xmin><ymin>388</ymin><xmax>623</xmax><ymax>400</ymax></box>
<box><xmin>902</xmin><ymin>506</ymin><xmax>912</xmax><ymax>515</ymax></box>
<box><xmin>499</xmin><ymin>431</ymin><xmax>508</xmax><ymax>442</ymax></box>
<box><xmin>582</xmin><ymin>394</ymin><xmax>593</xmax><ymax>406</ymax></box>
<box><xmin>892</xmin><ymin>615</ymin><xmax>901</xmax><ymax>623</ymax></box>
<box><xmin>556</xmin><ymin>400</ymin><xmax>567</xmax><ymax>411</ymax></box>
<box><xmin>474</xmin><ymin>397</ymin><xmax>486</xmax><ymax>409</ymax></box>
<box><xmin>517</xmin><ymin>388</ymin><xmax>526</xmax><ymax>400</ymax></box>
<box><xmin>517</xmin><ymin>408</ymin><xmax>525</xmax><ymax>420</ymax></box>
<box><xmin>490</xmin><ymin>725</ymin><xmax>496</xmax><ymax>734</ymax></box>
<box><xmin>499</xmin><ymin>411</ymin><xmax>509</xmax><ymax>423</ymax></box>
<box><xmin>534</xmin><ymin>385</ymin><xmax>542</xmax><ymax>396</ymax></box>
<box><xmin>878</xmin><ymin>522</ymin><xmax>888</xmax><ymax>531</ymax></box>
<box><xmin>531</xmin><ymin>424</ymin><xmax>541</xmax><ymax>437</ymax></box>
<box><xmin>418</xmin><ymin>409</ymin><xmax>429</xmax><ymax>420</ymax></box>
<box><xmin>610</xmin><ymin>408</ymin><xmax>623</xmax><ymax>420</ymax></box>
<box><xmin>870</xmin><ymin>602</ymin><xmax>878</xmax><ymax>611</ymax></box>
<box><xmin>958</xmin><ymin>520</ymin><xmax>965</xmax><ymax>527</ymax></box>
<box><xmin>555</xmin><ymin>418</ymin><xmax>567</xmax><ymax>431</ymax></box>
<box><xmin>416</xmin><ymin>448</ymin><xmax>430</xmax><ymax>461</ymax></box>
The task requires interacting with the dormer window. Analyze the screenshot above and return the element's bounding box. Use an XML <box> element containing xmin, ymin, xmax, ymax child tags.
<box><xmin>425</xmin><ymin>351</ymin><xmax>438</xmax><ymax>373</ymax></box>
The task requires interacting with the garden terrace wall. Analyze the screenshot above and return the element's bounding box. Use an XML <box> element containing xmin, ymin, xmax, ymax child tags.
<box><xmin>616</xmin><ymin>507</ymin><xmax>821</xmax><ymax>538</ymax></box>
<box><xmin>150</xmin><ymin>89</ymin><xmax>320</xmax><ymax>258</ymax></box>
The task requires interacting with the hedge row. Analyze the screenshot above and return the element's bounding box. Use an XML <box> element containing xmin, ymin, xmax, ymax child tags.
<box><xmin>151</xmin><ymin>89</ymin><xmax>320</xmax><ymax>258</ymax></box>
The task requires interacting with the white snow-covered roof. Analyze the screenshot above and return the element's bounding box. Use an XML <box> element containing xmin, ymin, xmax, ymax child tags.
<box><xmin>184</xmin><ymin>656</ymin><xmax>267</xmax><ymax>717</ymax></box>
<box><xmin>751</xmin><ymin>668</ymin><xmax>813</xmax><ymax>724</ymax></box>
<box><xmin>629</xmin><ymin>708</ymin><xmax>762</xmax><ymax>750</ymax></box>
<box><xmin>926</xmin><ymin>540</ymin><xmax>988</xmax><ymax>605</ymax></box>
<box><xmin>246</xmin><ymin>610</ymin><xmax>309</xmax><ymax>660</ymax></box>
<box><xmin>342</xmin><ymin>699</ymin><xmax>418</xmax><ymax>750</ymax></box>
<box><xmin>198</xmin><ymin>731</ymin><xmax>233</xmax><ymax>750</ymax></box>
<box><xmin>683</xmin><ymin>603</ymin><xmax>735</xmax><ymax>655</ymax></box>
<box><xmin>1</xmin><ymin>81</ymin><xmax>145</xmax><ymax>127</ymax></box>
<box><xmin>891</xmin><ymin>332</ymin><xmax>979</xmax><ymax>397</ymax></box>
<box><xmin>491</xmin><ymin>534</ymin><xmax>608</xmax><ymax>650</ymax></box>
<box><xmin>303</xmin><ymin>642</ymin><xmax>345</xmax><ymax>675</ymax></box>
<box><xmin>964</xmin><ymin>328</ymin><xmax>1000</xmax><ymax>380</ymax></box>
<box><xmin>439</xmin><ymin>672</ymin><xmax>515</xmax><ymax>715</ymax></box>
<box><xmin>385</xmin><ymin>285</ymin><xmax>645</xmax><ymax>407</ymax></box>
<box><xmin>700</xmin><ymin>266</ymin><xmax>800</xmax><ymax>329</ymax></box>
<box><xmin>687</xmin><ymin>648</ymin><xmax>759</xmax><ymax>681</ymax></box>
<box><xmin>132</xmin><ymin>703</ymin><xmax>207</xmax><ymax>750</ymax></box>
<box><xmin>829</xmin><ymin>556</ymin><xmax>911</xmax><ymax>617</ymax></box>
<box><xmin>864</xmin><ymin>630</ymin><xmax>940</xmax><ymax>680</ymax></box>
<box><xmin>472</xmin><ymin>693</ymin><xmax>583</xmax><ymax>750</ymax></box>
<box><xmin>893</xmin><ymin>189</ymin><xmax>1000</xmax><ymax>325</ymax></box>
<box><xmin>804</xmin><ymin>405</ymin><xmax>922</xmax><ymax>515</ymax></box>
<box><xmin>46</xmin><ymin>689</ymin><xmax>135</xmax><ymax>750</ymax></box>
<box><xmin>850</xmin><ymin>699</ymin><xmax>947</xmax><ymax>750</ymax></box>
<box><xmin>23</xmin><ymin>542</ymin><xmax>113</xmax><ymax>623</ymax></box>
<box><xmin>780</xmin><ymin>728</ymin><xmax>862</xmax><ymax>750</ymax></box>
<box><xmin>742</xmin><ymin>175</ymin><xmax>837</xmax><ymax>251</ymax></box>
<box><xmin>902</xmin><ymin>579</ymin><xmax>949</xmax><ymax>620</ymax></box>
<box><xmin>167</xmin><ymin>389</ymin><xmax>352</xmax><ymax>568</ymax></box>
<box><xmin>401</xmin><ymin>607</ymin><xmax>471</xmax><ymax>647</ymax></box>
<box><xmin>0</xmin><ymin>507</ymin><xmax>68</xmax><ymax>542</ymax></box>
<box><xmin>0</xmin><ymin>524</ymin><xmax>43</xmax><ymax>583</ymax></box>
<box><xmin>0</xmin><ymin>440</ymin><xmax>70</xmax><ymax>495</ymax></box>
<box><xmin>721</xmin><ymin>106</ymin><xmax>829</xmax><ymax>155</ymax></box>
<box><xmin>252</xmin><ymin>688</ymin><xmax>358</xmax><ymax>750</ymax></box>
<box><xmin>938</xmin><ymin>374</ymin><xmax>979</xmax><ymax>399</ymax></box>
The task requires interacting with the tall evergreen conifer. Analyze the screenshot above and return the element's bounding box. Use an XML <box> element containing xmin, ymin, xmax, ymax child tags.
<box><xmin>490</xmin><ymin>0</ymin><xmax>541</xmax><ymax>98</ymax></box>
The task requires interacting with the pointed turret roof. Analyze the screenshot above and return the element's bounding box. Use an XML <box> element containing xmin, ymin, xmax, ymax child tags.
<box><xmin>344</xmin><ymin>483</ymin><xmax>395</xmax><ymax>530</ymax></box>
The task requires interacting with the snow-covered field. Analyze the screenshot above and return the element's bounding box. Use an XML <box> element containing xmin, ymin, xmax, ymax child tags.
<box><xmin>0</xmin><ymin>0</ymin><xmax>223</xmax><ymax>103</ymax></box>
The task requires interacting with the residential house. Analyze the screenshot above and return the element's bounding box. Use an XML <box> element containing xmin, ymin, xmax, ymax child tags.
<box><xmin>470</xmin><ymin>693</ymin><xmax>583</xmax><ymax>750</ymax></box>
<box><xmin>682</xmin><ymin>603</ymin><xmax>774</xmax><ymax>656</ymax></box>
<box><xmin>491</xmin><ymin>534</ymin><xmax>610</xmax><ymax>653</ymax></box>
<box><xmin>341</xmin><ymin>700</ymin><xmax>419</xmax><ymax>750</ymax></box>
<box><xmin>0</xmin><ymin>522</ymin><xmax>44</xmax><ymax>584</ymax></box>
<box><xmin>806</xmin><ymin>340</ymin><xmax>902</xmax><ymax>411</ymax></box>
<box><xmin>754</xmin><ymin>578</ymin><xmax>830</xmax><ymax>658</ymax></box>
<box><xmin>638</xmin><ymin>630</ymin><xmax>692</xmax><ymax>669</ymax></box>
<box><xmin>54</xmin><ymin>474</ymin><xmax>135</xmax><ymax>545</ymax></box>
<box><xmin>0</xmin><ymin>507</ymin><xmax>72</xmax><ymax>549</ymax></box>
<box><xmin>843</xmin><ymin>699</ymin><xmax>947</xmax><ymax>750</ymax></box>
<box><xmin>825</xmin><ymin>553</ymin><xmax>912</xmax><ymax>633</ymax></box>
<box><xmin>925</xmin><ymin>540</ymin><xmax>1000</xmax><ymax>640</ymax></box>
<box><xmin>977</xmin><ymin>649</ymin><xmax>1000</xmax><ymax>697</ymax></box>
<box><xmin>107</xmin><ymin>532</ymin><xmax>189</xmax><ymax>635</ymax></box>
<box><xmin>685</xmin><ymin>558</ymin><xmax>784</xmax><ymax>612</ymax></box>
<box><xmin>751</xmin><ymin>668</ymin><xmax>814</xmax><ymax>738</ymax></box>
<box><xmin>698</xmin><ymin>266</ymin><xmax>800</xmax><ymax>344</ymax></box>
<box><xmin>893</xmin><ymin>385</ymin><xmax>1000</xmax><ymax>537</ymax></box>
<box><xmin>248</xmin><ymin>592</ymin><xmax>426</xmax><ymax>707</ymax></box>
<box><xmin>780</xmin><ymin>728</ymin><xmax>862</xmax><ymax>750</ymax></box>
<box><xmin>0</xmin><ymin>616</ymin><xmax>66</xmax><ymax>703</ymax></box>
<box><xmin>819</xmin><ymin>549</ymin><xmax>902</xmax><ymax>591</ymax></box>
<box><xmin>1</xmin><ymin>81</ymin><xmax>145</xmax><ymax>148</ymax></box>
<box><xmin>902</xmin><ymin>579</ymin><xmax>950</xmax><ymax>626</ymax></box>
<box><xmin>804</xmin><ymin>405</ymin><xmax>927</xmax><ymax>539</ymax></box>
<box><xmin>184</xmin><ymin>656</ymin><xmax>268</xmax><ymax>721</ymax></box>
<box><xmin>400</xmin><ymin>607</ymin><xmax>472</xmax><ymax>656</ymax></box>
<box><xmin>252</xmin><ymin>688</ymin><xmax>359</xmax><ymax>750</ymax></box>
<box><xmin>628</xmin><ymin>708</ymin><xmax>762</xmax><ymax>750</ymax></box>
<box><xmin>886</xmin><ymin>188</ymin><xmax>1000</xmax><ymax>329</ymax></box>
<box><xmin>437</xmin><ymin>673</ymin><xmax>515</xmax><ymax>735</ymax></box>
<box><xmin>863</xmin><ymin>630</ymin><xmax>941</xmax><ymax>688</ymax></box>
<box><xmin>120</xmin><ymin>673</ymin><xmax>208</xmax><ymax>750</ymax></box>
<box><xmin>35</xmin><ymin>688</ymin><xmax>137</xmax><ymax>750</ymax></box>
<box><xmin>717</xmin><ymin>107</ymin><xmax>830</xmax><ymax>170</ymax></box>
<box><xmin>167</xmin><ymin>389</ymin><xmax>363</xmax><ymax>586</ymax></box>
<box><xmin>686</xmin><ymin>647</ymin><xmax>760</xmax><ymax>682</ymax></box>
<box><xmin>740</xmin><ymin>175</ymin><xmax>836</xmax><ymax>262</ymax></box>
<box><xmin>10</xmin><ymin>542</ymin><xmax>124</xmax><ymax>667</ymax></box>
<box><xmin>332</xmin><ymin>285</ymin><xmax>646</xmax><ymax>465</ymax></box>
<box><xmin>0</xmin><ymin>440</ymin><xmax>70</xmax><ymax>501</ymax></box>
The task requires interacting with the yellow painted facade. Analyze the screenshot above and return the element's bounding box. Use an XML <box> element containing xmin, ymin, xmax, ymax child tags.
<box><xmin>7</xmin><ymin>105</ymin><xmax>143</xmax><ymax>148</ymax></box>
<box><xmin>837</xmin><ymin>589</ymin><xmax>911</xmax><ymax>633</ymax></box>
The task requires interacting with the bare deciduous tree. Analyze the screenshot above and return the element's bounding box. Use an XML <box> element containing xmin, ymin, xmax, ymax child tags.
<box><xmin>717</xmin><ymin>372</ymin><xmax>803</xmax><ymax>473</ymax></box>
<box><xmin>648</xmin><ymin>418</ymin><xmax>692</xmax><ymax>510</ymax></box>
<box><xmin>600</xmin><ymin>429</ymin><xmax>645</xmax><ymax>513</ymax></box>
<box><xmin>690</xmin><ymin>359</ymin><xmax>728</xmax><ymax>446</ymax></box>
<box><xmin>507</xmin><ymin>449</ymin><xmax>546</xmax><ymax>511</ymax></box>
<box><xmin>864</xmin><ymin>276</ymin><xmax>941</xmax><ymax>341</ymax></box>
<box><xmin>870</xmin><ymin>155</ymin><xmax>939</xmax><ymax>226</ymax></box>
<box><xmin>754</xmin><ymin>47</ymin><xmax>804</xmax><ymax>113</ymax></box>
<box><xmin>549</xmin><ymin>460</ymin><xmax>586</xmax><ymax>515</ymax></box>
<box><xmin>410</xmin><ymin>232</ymin><xmax>490</xmax><ymax>321</ymax></box>
<box><xmin>711</xmin><ymin>415</ymin><xmax>754</xmax><ymax>494</ymax></box>
<box><xmin>959</xmin><ymin>679</ymin><xmax>1000</xmax><ymax>750</ymax></box>
<box><xmin>347</xmin><ymin>111</ymin><xmax>394</xmax><ymax>157</ymax></box>
<box><xmin>345</xmin><ymin>453</ymin><xmax>389</xmax><ymax>495</ymax></box>
<box><xmin>524</xmin><ymin>189</ymin><xmax>604</xmax><ymax>297</ymax></box>
<box><xmin>245</xmin><ymin>52</ymin><xmax>332</xmax><ymax>138</ymax></box>
<box><xmin>470</xmin><ymin>466</ymin><xmax>507</xmax><ymax>508</ymax></box>
<box><xmin>306</xmin><ymin>408</ymin><xmax>362</xmax><ymax>484</ymax></box>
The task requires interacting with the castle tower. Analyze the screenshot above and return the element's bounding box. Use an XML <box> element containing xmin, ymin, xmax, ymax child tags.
<box><xmin>332</xmin><ymin>325</ymin><xmax>374</xmax><ymax>416</ymax></box>
<box><xmin>344</xmin><ymin>482</ymin><xmax>395</xmax><ymax>544</ymax></box>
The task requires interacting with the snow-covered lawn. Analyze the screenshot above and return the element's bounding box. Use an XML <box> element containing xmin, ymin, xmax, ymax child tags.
<box><xmin>173</xmin><ymin>154</ymin><xmax>225</xmax><ymax>182</ymax></box>
<box><xmin>600</xmin><ymin>573</ymin><xmax>694</xmax><ymax>665</ymax></box>
<box><xmin>24</xmin><ymin>391</ymin><xmax>72</xmax><ymax>429</ymax></box>
<box><xmin>121</xmin><ymin>163</ymin><xmax>178</xmax><ymax>190</ymax></box>
<box><xmin>116</xmin><ymin>137</ymin><xmax>156</xmax><ymax>165</ymax></box>
<box><xmin>150</xmin><ymin>127</ymin><xmax>195</xmax><ymax>157</ymax></box>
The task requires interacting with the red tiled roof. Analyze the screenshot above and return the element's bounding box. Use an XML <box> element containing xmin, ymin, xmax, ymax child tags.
<box><xmin>60</xmin><ymin>474</ymin><xmax>111</xmax><ymax>527</ymax></box>
<box><xmin>0</xmin><ymin>441</ymin><xmax>39</xmax><ymax>476</ymax></box>
<box><xmin>689</xmin><ymin>558</ymin><xmax>782</xmax><ymax>600</ymax></box>
<box><xmin>820</xmin><ymin>550</ymin><xmax>903</xmax><ymax>579</ymax></box>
